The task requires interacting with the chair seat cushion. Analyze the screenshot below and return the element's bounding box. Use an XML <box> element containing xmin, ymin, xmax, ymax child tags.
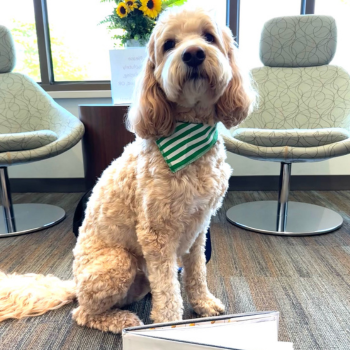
<box><xmin>232</xmin><ymin>128</ymin><xmax>350</xmax><ymax>147</ymax></box>
<box><xmin>0</xmin><ymin>130</ymin><xmax>58</xmax><ymax>152</ymax></box>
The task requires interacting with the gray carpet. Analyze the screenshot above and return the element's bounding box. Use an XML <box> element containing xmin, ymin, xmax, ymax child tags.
<box><xmin>0</xmin><ymin>191</ymin><xmax>350</xmax><ymax>349</ymax></box>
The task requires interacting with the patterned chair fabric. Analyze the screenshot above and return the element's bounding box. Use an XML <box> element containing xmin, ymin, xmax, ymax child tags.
<box><xmin>260</xmin><ymin>15</ymin><xmax>337</xmax><ymax>67</ymax></box>
<box><xmin>0</xmin><ymin>73</ymin><xmax>84</xmax><ymax>165</ymax></box>
<box><xmin>223</xmin><ymin>15</ymin><xmax>350</xmax><ymax>163</ymax></box>
<box><xmin>0</xmin><ymin>26</ymin><xmax>15</xmax><ymax>73</ymax></box>
<box><xmin>233</xmin><ymin>128</ymin><xmax>350</xmax><ymax>148</ymax></box>
<box><xmin>0</xmin><ymin>26</ymin><xmax>84</xmax><ymax>166</ymax></box>
<box><xmin>0</xmin><ymin>130</ymin><xmax>58</xmax><ymax>152</ymax></box>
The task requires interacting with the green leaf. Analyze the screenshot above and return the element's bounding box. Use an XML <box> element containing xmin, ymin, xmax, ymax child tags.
<box><xmin>162</xmin><ymin>0</ymin><xmax>187</xmax><ymax>8</ymax></box>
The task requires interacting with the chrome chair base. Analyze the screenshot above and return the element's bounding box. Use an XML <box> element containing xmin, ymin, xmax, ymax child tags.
<box><xmin>226</xmin><ymin>201</ymin><xmax>343</xmax><ymax>236</ymax></box>
<box><xmin>0</xmin><ymin>167</ymin><xmax>66</xmax><ymax>237</ymax></box>
<box><xmin>0</xmin><ymin>203</ymin><xmax>65</xmax><ymax>237</ymax></box>
<box><xmin>0</xmin><ymin>203</ymin><xmax>66</xmax><ymax>238</ymax></box>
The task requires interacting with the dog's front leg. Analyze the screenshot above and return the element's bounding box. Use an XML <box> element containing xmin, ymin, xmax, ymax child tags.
<box><xmin>182</xmin><ymin>230</ymin><xmax>225</xmax><ymax>317</ymax></box>
<box><xmin>140</xmin><ymin>228</ymin><xmax>183</xmax><ymax>323</ymax></box>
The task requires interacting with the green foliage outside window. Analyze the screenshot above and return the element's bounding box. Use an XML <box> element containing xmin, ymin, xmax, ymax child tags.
<box><xmin>11</xmin><ymin>20</ymin><xmax>88</xmax><ymax>82</ymax></box>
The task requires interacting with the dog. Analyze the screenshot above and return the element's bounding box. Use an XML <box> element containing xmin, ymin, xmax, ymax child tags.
<box><xmin>0</xmin><ymin>6</ymin><xmax>254</xmax><ymax>333</ymax></box>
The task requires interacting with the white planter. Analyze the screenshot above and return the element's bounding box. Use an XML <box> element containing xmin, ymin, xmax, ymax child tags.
<box><xmin>109</xmin><ymin>46</ymin><xmax>147</xmax><ymax>105</ymax></box>
<box><xmin>125</xmin><ymin>39</ymin><xmax>145</xmax><ymax>47</ymax></box>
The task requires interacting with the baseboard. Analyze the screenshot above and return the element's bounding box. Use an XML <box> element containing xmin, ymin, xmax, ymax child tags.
<box><xmin>9</xmin><ymin>176</ymin><xmax>350</xmax><ymax>193</ymax></box>
<box><xmin>229</xmin><ymin>175</ymin><xmax>350</xmax><ymax>191</ymax></box>
<box><xmin>10</xmin><ymin>178</ymin><xmax>86</xmax><ymax>193</ymax></box>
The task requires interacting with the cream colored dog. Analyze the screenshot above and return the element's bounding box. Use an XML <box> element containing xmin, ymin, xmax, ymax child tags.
<box><xmin>0</xmin><ymin>6</ymin><xmax>253</xmax><ymax>333</ymax></box>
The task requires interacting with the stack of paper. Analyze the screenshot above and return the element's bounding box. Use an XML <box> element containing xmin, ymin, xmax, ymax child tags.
<box><xmin>109</xmin><ymin>48</ymin><xmax>147</xmax><ymax>105</ymax></box>
<box><xmin>123</xmin><ymin>311</ymin><xmax>293</xmax><ymax>349</ymax></box>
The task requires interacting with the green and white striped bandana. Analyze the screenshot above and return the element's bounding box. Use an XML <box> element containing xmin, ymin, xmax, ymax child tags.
<box><xmin>156</xmin><ymin>122</ymin><xmax>218</xmax><ymax>173</ymax></box>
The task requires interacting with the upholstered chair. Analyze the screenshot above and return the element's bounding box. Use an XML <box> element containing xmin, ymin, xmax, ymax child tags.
<box><xmin>0</xmin><ymin>25</ymin><xmax>84</xmax><ymax>237</ymax></box>
<box><xmin>223</xmin><ymin>15</ymin><xmax>350</xmax><ymax>236</ymax></box>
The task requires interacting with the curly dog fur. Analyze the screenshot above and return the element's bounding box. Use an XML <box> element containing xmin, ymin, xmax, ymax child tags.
<box><xmin>0</xmin><ymin>6</ymin><xmax>254</xmax><ymax>333</ymax></box>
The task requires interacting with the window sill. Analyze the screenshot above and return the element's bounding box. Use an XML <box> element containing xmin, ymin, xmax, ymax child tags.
<box><xmin>48</xmin><ymin>90</ymin><xmax>112</xmax><ymax>99</ymax></box>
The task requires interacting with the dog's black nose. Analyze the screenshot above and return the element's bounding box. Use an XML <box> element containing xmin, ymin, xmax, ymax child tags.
<box><xmin>182</xmin><ymin>47</ymin><xmax>206</xmax><ymax>67</ymax></box>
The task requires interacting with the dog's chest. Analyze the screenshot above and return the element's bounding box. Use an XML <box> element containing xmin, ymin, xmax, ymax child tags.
<box><xmin>184</xmin><ymin>177</ymin><xmax>221</xmax><ymax>214</ymax></box>
<box><xmin>183</xmin><ymin>161</ymin><xmax>228</xmax><ymax>211</ymax></box>
<box><xmin>175</xmin><ymin>149</ymin><xmax>231</xmax><ymax>255</ymax></box>
<box><xmin>176</xmin><ymin>180</ymin><xmax>225</xmax><ymax>257</ymax></box>
<box><xmin>182</xmin><ymin>145</ymin><xmax>231</xmax><ymax>213</ymax></box>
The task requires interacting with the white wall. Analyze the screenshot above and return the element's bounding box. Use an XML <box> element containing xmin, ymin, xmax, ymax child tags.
<box><xmin>8</xmin><ymin>98</ymin><xmax>350</xmax><ymax>179</ymax></box>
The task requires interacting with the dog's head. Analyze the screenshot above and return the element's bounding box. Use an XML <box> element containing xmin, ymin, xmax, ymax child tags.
<box><xmin>127</xmin><ymin>6</ymin><xmax>254</xmax><ymax>139</ymax></box>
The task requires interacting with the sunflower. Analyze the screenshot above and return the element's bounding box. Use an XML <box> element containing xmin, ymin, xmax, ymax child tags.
<box><xmin>139</xmin><ymin>0</ymin><xmax>161</xmax><ymax>18</ymax></box>
<box><xmin>125</xmin><ymin>0</ymin><xmax>138</xmax><ymax>11</ymax></box>
<box><xmin>116</xmin><ymin>2</ymin><xmax>129</xmax><ymax>18</ymax></box>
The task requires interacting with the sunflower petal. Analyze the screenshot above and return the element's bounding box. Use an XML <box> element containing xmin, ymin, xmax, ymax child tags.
<box><xmin>116</xmin><ymin>2</ymin><xmax>129</xmax><ymax>18</ymax></box>
<box><xmin>140</xmin><ymin>0</ymin><xmax>162</xmax><ymax>18</ymax></box>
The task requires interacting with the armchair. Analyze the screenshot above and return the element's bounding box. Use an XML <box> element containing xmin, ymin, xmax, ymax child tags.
<box><xmin>223</xmin><ymin>15</ymin><xmax>350</xmax><ymax>235</ymax></box>
<box><xmin>0</xmin><ymin>25</ymin><xmax>84</xmax><ymax>237</ymax></box>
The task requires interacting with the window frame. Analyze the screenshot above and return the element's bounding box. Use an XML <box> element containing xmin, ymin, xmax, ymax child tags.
<box><xmin>30</xmin><ymin>0</ymin><xmax>315</xmax><ymax>91</ymax></box>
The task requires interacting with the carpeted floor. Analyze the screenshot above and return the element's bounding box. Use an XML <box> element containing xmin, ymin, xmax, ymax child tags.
<box><xmin>0</xmin><ymin>191</ymin><xmax>350</xmax><ymax>350</ymax></box>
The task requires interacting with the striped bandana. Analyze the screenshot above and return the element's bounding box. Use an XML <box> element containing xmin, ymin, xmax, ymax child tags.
<box><xmin>156</xmin><ymin>121</ymin><xmax>218</xmax><ymax>173</ymax></box>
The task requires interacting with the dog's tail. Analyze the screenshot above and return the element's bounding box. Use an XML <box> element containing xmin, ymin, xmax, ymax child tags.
<box><xmin>0</xmin><ymin>271</ymin><xmax>76</xmax><ymax>322</ymax></box>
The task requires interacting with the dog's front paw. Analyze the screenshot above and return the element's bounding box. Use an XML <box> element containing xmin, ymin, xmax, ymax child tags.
<box><xmin>151</xmin><ymin>308</ymin><xmax>183</xmax><ymax>324</ymax></box>
<box><xmin>72</xmin><ymin>307</ymin><xmax>143</xmax><ymax>334</ymax></box>
<box><xmin>191</xmin><ymin>294</ymin><xmax>225</xmax><ymax>317</ymax></box>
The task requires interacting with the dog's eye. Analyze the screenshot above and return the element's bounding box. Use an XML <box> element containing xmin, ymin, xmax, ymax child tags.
<box><xmin>163</xmin><ymin>40</ymin><xmax>176</xmax><ymax>52</ymax></box>
<box><xmin>204</xmin><ymin>33</ymin><xmax>215</xmax><ymax>43</ymax></box>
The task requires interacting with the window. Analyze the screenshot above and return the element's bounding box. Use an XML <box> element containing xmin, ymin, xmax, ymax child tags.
<box><xmin>0</xmin><ymin>0</ymin><xmax>41</xmax><ymax>82</ymax></box>
<box><xmin>5</xmin><ymin>0</ymin><xmax>344</xmax><ymax>92</ymax></box>
<box><xmin>239</xmin><ymin>0</ymin><xmax>302</xmax><ymax>70</ymax></box>
<box><xmin>46</xmin><ymin>0</ymin><xmax>114</xmax><ymax>81</ymax></box>
<box><xmin>190</xmin><ymin>0</ymin><xmax>227</xmax><ymax>26</ymax></box>
<box><xmin>315</xmin><ymin>0</ymin><xmax>350</xmax><ymax>71</ymax></box>
<box><xmin>46</xmin><ymin>0</ymin><xmax>226</xmax><ymax>82</ymax></box>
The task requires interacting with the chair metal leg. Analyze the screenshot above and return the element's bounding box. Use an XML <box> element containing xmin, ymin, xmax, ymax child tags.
<box><xmin>226</xmin><ymin>163</ymin><xmax>343</xmax><ymax>236</ymax></box>
<box><xmin>0</xmin><ymin>167</ymin><xmax>66</xmax><ymax>237</ymax></box>
<box><xmin>276</xmin><ymin>162</ymin><xmax>291</xmax><ymax>232</ymax></box>
<box><xmin>0</xmin><ymin>168</ymin><xmax>16</xmax><ymax>233</ymax></box>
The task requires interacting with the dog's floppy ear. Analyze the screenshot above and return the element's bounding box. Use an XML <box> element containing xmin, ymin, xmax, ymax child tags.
<box><xmin>216</xmin><ymin>26</ymin><xmax>254</xmax><ymax>129</ymax></box>
<box><xmin>127</xmin><ymin>34</ymin><xmax>175</xmax><ymax>139</ymax></box>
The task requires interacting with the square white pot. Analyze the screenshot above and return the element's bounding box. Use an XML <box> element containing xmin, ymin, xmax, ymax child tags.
<box><xmin>109</xmin><ymin>47</ymin><xmax>147</xmax><ymax>105</ymax></box>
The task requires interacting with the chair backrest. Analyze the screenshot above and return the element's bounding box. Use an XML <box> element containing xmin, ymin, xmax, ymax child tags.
<box><xmin>239</xmin><ymin>15</ymin><xmax>350</xmax><ymax>130</ymax></box>
<box><xmin>0</xmin><ymin>26</ymin><xmax>59</xmax><ymax>134</ymax></box>
<box><xmin>0</xmin><ymin>25</ymin><xmax>16</xmax><ymax>74</ymax></box>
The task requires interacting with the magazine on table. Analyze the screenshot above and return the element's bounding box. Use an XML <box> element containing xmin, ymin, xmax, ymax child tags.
<box><xmin>123</xmin><ymin>311</ymin><xmax>293</xmax><ymax>350</ymax></box>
